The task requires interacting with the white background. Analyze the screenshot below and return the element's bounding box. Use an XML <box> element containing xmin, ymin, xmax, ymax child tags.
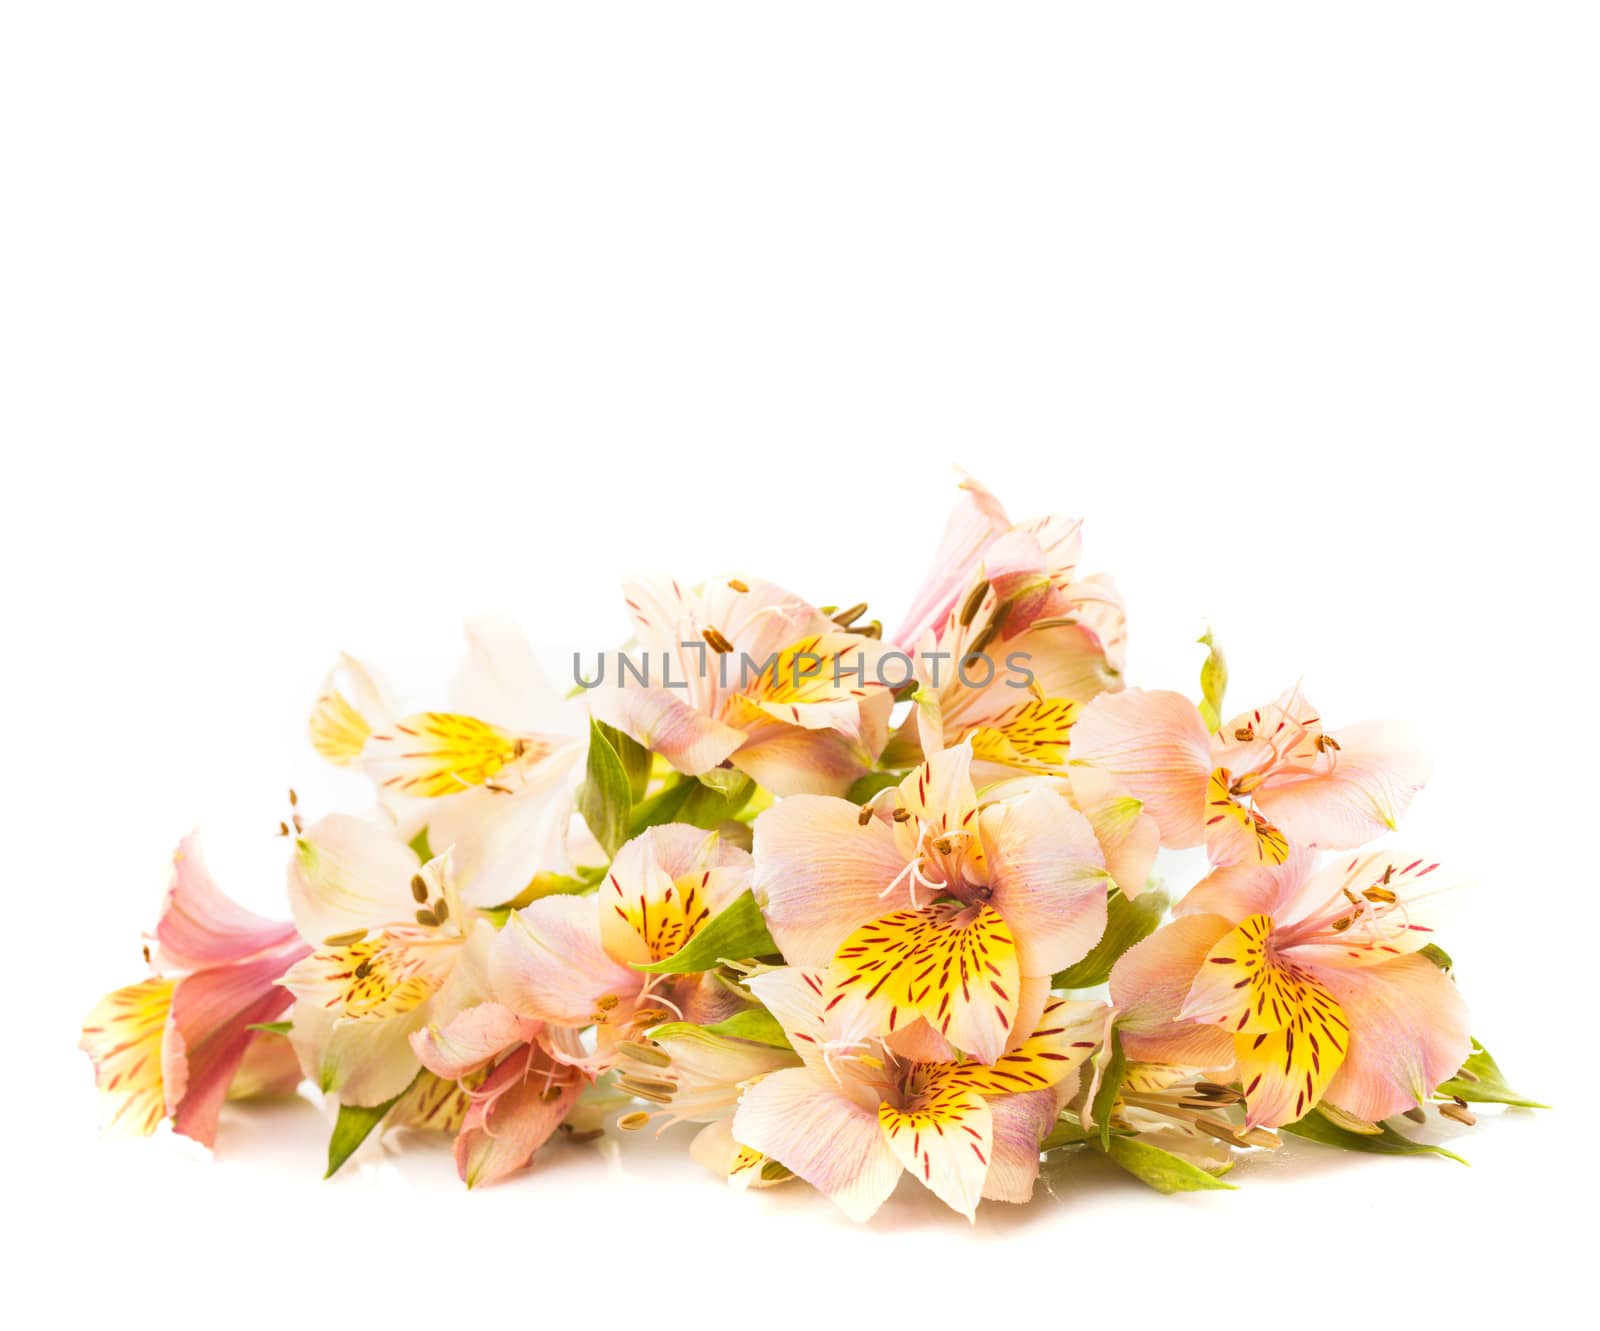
<box><xmin>4</xmin><ymin>3</ymin><xmax>1594</xmax><ymax>1324</ymax></box>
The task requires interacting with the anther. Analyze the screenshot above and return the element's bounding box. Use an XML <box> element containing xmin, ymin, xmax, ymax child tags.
<box><xmin>617</xmin><ymin>1040</ymin><xmax>671</xmax><ymax>1068</ymax></box>
<box><xmin>1439</xmin><ymin>1103</ymin><xmax>1477</xmax><ymax>1127</ymax></box>
<box><xmin>289</xmin><ymin>789</ymin><xmax>299</xmax><ymax>806</ymax></box>
<box><xmin>415</xmin><ymin>907</ymin><xmax>439</xmax><ymax>927</ymax></box>
<box><xmin>1362</xmin><ymin>886</ymin><xmax>1397</xmax><ymax>905</ymax></box>
<box><xmin>702</xmin><ymin>627</ymin><xmax>735</xmax><ymax>654</ymax></box>
<box><xmin>832</xmin><ymin>602</ymin><xmax>868</xmax><ymax>628</ymax></box>
<box><xmin>617</xmin><ymin>1111</ymin><xmax>651</xmax><ymax>1131</ymax></box>
<box><xmin>857</xmin><ymin>619</ymin><xmax>882</xmax><ymax>640</ymax></box>
<box><xmin>957</xmin><ymin>580</ymin><xmax>990</xmax><ymax>629</ymax></box>
<box><xmin>277</xmin><ymin>822</ymin><xmax>291</xmax><ymax>838</ymax></box>
<box><xmin>1314</xmin><ymin>733</ymin><xmax>1342</xmax><ymax>753</ymax></box>
<box><xmin>858</xmin><ymin>805</ymin><xmax>874</xmax><ymax>826</ymax></box>
<box><xmin>323</xmin><ymin>929</ymin><xmax>367</xmax><ymax>947</ymax></box>
<box><xmin>1234</xmin><ymin>725</ymin><xmax>1256</xmax><ymax>742</ymax></box>
<box><xmin>354</xmin><ymin>960</ymin><xmax>373</xmax><ymax>980</ymax></box>
<box><xmin>892</xmin><ymin>807</ymin><xmax>912</xmax><ymax>823</ymax></box>
<box><xmin>1028</xmin><ymin>616</ymin><xmax>1077</xmax><ymax>630</ymax></box>
<box><xmin>410</xmin><ymin>874</ymin><xmax>429</xmax><ymax>903</ymax></box>
<box><xmin>727</xmin><ymin>579</ymin><xmax>749</xmax><ymax>593</ymax></box>
<box><xmin>1402</xmin><ymin>1106</ymin><xmax>1428</xmax><ymax>1124</ymax></box>
<box><xmin>432</xmin><ymin>898</ymin><xmax>449</xmax><ymax>923</ymax></box>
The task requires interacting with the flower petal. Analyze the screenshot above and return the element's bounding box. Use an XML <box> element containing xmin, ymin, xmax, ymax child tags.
<box><xmin>490</xmin><ymin>895</ymin><xmax>640</xmax><ymax>1026</ymax></box>
<box><xmin>1108</xmin><ymin>916</ymin><xmax>1237</xmax><ymax>1067</ymax></box>
<box><xmin>880</xmin><ymin>1079</ymin><xmax>993</xmax><ymax>1220</ymax></box>
<box><xmin>1070</xmin><ymin>689</ymin><xmax>1212</xmax><ymax>847</ymax></box>
<box><xmin>983</xmin><ymin>787</ymin><xmax>1110</xmax><ymax>976</ymax></box>
<box><xmin>156</xmin><ymin>833</ymin><xmax>302</xmax><ymax>972</ymax></box>
<box><xmin>752</xmin><ymin>795</ymin><xmax>908</xmax><ymax>967</ymax></box>
<box><xmin>1319</xmin><ymin>954</ymin><xmax>1471</xmax><ymax>1122</ymax></box>
<box><xmin>456</xmin><ymin>1042</ymin><xmax>583</xmax><ymax>1188</ymax></box>
<box><xmin>981</xmin><ymin>1088</ymin><xmax>1060</xmax><ymax>1203</ymax></box>
<box><xmin>287</xmin><ymin>814</ymin><xmax>421</xmax><ymax>944</ymax></box>
<box><xmin>1255</xmin><ymin>720</ymin><xmax>1431</xmax><ymax>849</ymax></box>
<box><xmin>732</xmin><ymin>1065</ymin><xmax>903</xmax><ymax>1222</ymax></box>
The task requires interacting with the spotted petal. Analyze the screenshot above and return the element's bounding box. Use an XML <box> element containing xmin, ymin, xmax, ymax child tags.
<box><xmin>879</xmin><ymin>1076</ymin><xmax>993</xmax><ymax>1220</ymax></box>
<box><xmin>834</xmin><ymin>901</ymin><xmax>1020</xmax><ymax>1064</ymax></box>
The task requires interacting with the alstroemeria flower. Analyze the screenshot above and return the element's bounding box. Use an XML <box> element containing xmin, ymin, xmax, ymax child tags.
<box><xmin>731</xmin><ymin>967</ymin><xmax>1108</xmax><ymax>1220</ymax></box>
<box><xmin>1072</xmin><ymin>686</ymin><xmax>1431</xmax><ymax>866</ymax></box>
<box><xmin>281</xmin><ymin>814</ymin><xmax>484</xmax><ymax>1108</ymax></box>
<box><xmin>308</xmin><ymin>616</ymin><xmax>587</xmax><ymax>906</ymax></box>
<box><xmin>589</xmin><ymin>575</ymin><xmax>894</xmax><ymax>797</ymax></box>
<box><xmin>1109</xmin><ymin>846</ymin><xmax>1470</xmax><ymax>1128</ymax></box>
<box><xmin>488</xmin><ymin>823</ymin><xmax>754</xmax><ymax>1060</ymax></box>
<box><xmin>411</xmin><ymin>1000</ymin><xmax>590</xmax><ymax>1188</ymax></box>
<box><xmin>80</xmin><ymin>834</ymin><xmax>309</xmax><ymax>1146</ymax></box>
<box><xmin>754</xmin><ymin>743</ymin><xmax>1111</xmax><ymax>1064</ymax></box>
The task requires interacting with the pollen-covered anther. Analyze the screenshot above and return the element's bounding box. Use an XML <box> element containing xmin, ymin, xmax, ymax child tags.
<box><xmin>857</xmin><ymin>805</ymin><xmax>874</xmax><ymax>826</ymax></box>
<box><xmin>617</xmin><ymin>1111</ymin><xmax>651</xmax><ymax>1131</ymax></box>
<box><xmin>1234</xmin><ymin>724</ymin><xmax>1256</xmax><ymax>742</ymax></box>
<box><xmin>892</xmin><ymin>807</ymin><xmax>912</xmax><ymax>823</ymax></box>
<box><xmin>1314</xmin><ymin>733</ymin><xmax>1341</xmax><ymax>753</ymax></box>
<box><xmin>1439</xmin><ymin>1102</ymin><xmax>1477</xmax><ymax>1127</ymax></box>
<box><xmin>410</xmin><ymin>874</ymin><xmax>429</xmax><ymax>904</ymax></box>
<box><xmin>415</xmin><ymin>907</ymin><xmax>438</xmax><ymax>927</ymax></box>
<box><xmin>727</xmin><ymin>578</ymin><xmax>749</xmax><ymax>593</ymax></box>
<box><xmin>957</xmin><ymin>579</ymin><xmax>990</xmax><ymax>628</ymax></box>
<box><xmin>1362</xmin><ymin>885</ymin><xmax>1397</xmax><ymax>905</ymax></box>
<box><xmin>702</xmin><ymin>627</ymin><xmax>735</xmax><ymax>654</ymax></box>
<box><xmin>831</xmin><ymin>601</ymin><xmax>868</xmax><ymax>628</ymax></box>
<box><xmin>322</xmin><ymin>929</ymin><xmax>367</xmax><ymax>947</ymax></box>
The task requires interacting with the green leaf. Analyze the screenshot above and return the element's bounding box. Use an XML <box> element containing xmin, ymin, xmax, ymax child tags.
<box><xmin>701</xmin><ymin>1005</ymin><xmax>792</xmax><ymax>1049</ymax></box>
<box><xmin>246</xmin><ymin>1020</ymin><xmax>293</xmax><ymax>1036</ymax></box>
<box><xmin>1100</xmin><ymin>1134</ymin><xmax>1236</xmax><ymax>1194</ymax></box>
<box><xmin>1280</xmin><ymin>1107</ymin><xmax>1468</xmax><ymax>1165</ymax></box>
<box><xmin>1053</xmin><ymin>887</ymin><xmax>1169</xmax><ymax>989</ymax></box>
<box><xmin>1436</xmin><ymin>1040</ymin><xmax>1547</xmax><ymax>1109</ymax></box>
<box><xmin>630</xmin><ymin>772</ymin><xmax>756</xmax><ymax>835</ymax></box>
<box><xmin>597</xmin><ymin>721</ymin><xmax>652</xmax><ymax>803</ymax></box>
<box><xmin>636</xmin><ymin>890</ymin><xmax>778</xmax><ymax>974</ymax></box>
<box><xmin>846</xmin><ymin>770</ymin><xmax>902</xmax><ymax>805</ymax></box>
<box><xmin>408</xmin><ymin>827</ymin><xmax>433</xmax><ymax>863</ymax></box>
<box><xmin>578</xmin><ymin>718</ymin><xmax>633</xmax><ymax>857</ymax></box>
<box><xmin>325</xmin><ymin>1077</ymin><xmax>418</xmax><ymax>1179</ymax></box>
<box><xmin>1091</xmin><ymin>1027</ymin><xmax>1126</xmax><ymax>1150</ymax></box>
<box><xmin>1197</xmin><ymin>628</ymin><xmax>1228</xmax><ymax>733</ymax></box>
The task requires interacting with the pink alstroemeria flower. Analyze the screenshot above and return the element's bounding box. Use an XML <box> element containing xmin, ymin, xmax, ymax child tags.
<box><xmin>487</xmin><ymin>823</ymin><xmax>754</xmax><ymax>1060</ymax></box>
<box><xmin>1071</xmin><ymin>686</ymin><xmax>1431</xmax><ymax>866</ymax></box>
<box><xmin>411</xmin><ymin>1001</ymin><xmax>589</xmax><ymax>1188</ymax></box>
<box><xmin>589</xmin><ymin>575</ymin><xmax>894</xmax><ymax>797</ymax></box>
<box><xmin>754</xmin><ymin>743</ymin><xmax>1110</xmax><ymax>1064</ymax></box>
<box><xmin>731</xmin><ymin>967</ymin><xmax>1108</xmax><ymax>1220</ymax></box>
<box><xmin>80</xmin><ymin>834</ymin><xmax>309</xmax><ymax>1146</ymax></box>
<box><xmin>1109</xmin><ymin>846</ymin><xmax>1470</xmax><ymax>1128</ymax></box>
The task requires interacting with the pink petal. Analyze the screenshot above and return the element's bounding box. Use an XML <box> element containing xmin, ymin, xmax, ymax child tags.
<box><xmin>732</xmin><ymin>1066</ymin><xmax>903</xmax><ymax>1222</ymax></box>
<box><xmin>752</xmin><ymin>796</ymin><xmax>908</xmax><ymax>967</ymax></box>
<box><xmin>412</xmin><ymin>1002</ymin><xmax>541</xmax><ymax>1081</ymax></box>
<box><xmin>984</xmin><ymin>788</ymin><xmax>1109</xmax><ymax>976</ymax></box>
<box><xmin>1176</xmin><ymin>847</ymin><xmax>1313</xmax><ymax>921</ymax></box>
<box><xmin>1255</xmin><ymin>720</ymin><xmax>1432</xmax><ymax>849</ymax></box>
<box><xmin>490</xmin><ymin>896</ymin><xmax>639</xmax><ymax>1026</ymax></box>
<box><xmin>1107</xmin><ymin>916</ymin><xmax>1236</xmax><ymax>1067</ymax></box>
<box><xmin>590</xmin><ymin>683</ymin><xmax>746</xmax><ymax>777</ymax></box>
<box><xmin>1318</xmin><ymin>954</ymin><xmax>1471</xmax><ymax>1121</ymax></box>
<box><xmin>981</xmin><ymin>1088</ymin><xmax>1059</xmax><ymax>1203</ymax></box>
<box><xmin>155</xmin><ymin>833</ymin><xmax>301</xmax><ymax>973</ymax></box>
<box><xmin>891</xmin><ymin>473</ymin><xmax>1012</xmax><ymax>648</ymax></box>
<box><xmin>163</xmin><ymin>946</ymin><xmax>307</xmax><ymax>1148</ymax></box>
<box><xmin>456</xmin><ymin>1042</ymin><xmax>583</xmax><ymax>1188</ymax></box>
<box><xmin>1070</xmin><ymin>690</ymin><xmax>1212</xmax><ymax>847</ymax></box>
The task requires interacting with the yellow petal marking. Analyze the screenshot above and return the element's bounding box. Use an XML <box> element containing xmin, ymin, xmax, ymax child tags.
<box><xmin>308</xmin><ymin>689</ymin><xmax>372</xmax><ymax>767</ymax></box>
<box><xmin>309</xmin><ymin>930</ymin><xmax>454</xmax><ymax>1020</ymax></box>
<box><xmin>968</xmin><ymin>697</ymin><xmax>1081</xmax><ymax>772</ymax></box>
<box><xmin>607</xmin><ymin>867</ymin><xmax>717</xmax><ymax>963</ymax></box>
<box><xmin>1206</xmin><ymin>768</ymin><xmax>1289</xmax><ymax>865</ymax></box>
<box><xmin>878</xmin><ymin>1075</ymin><xmax>993</xmax><ymax>1213</ymax></box>
<box><xmin>743</xmin><ymin>633</ymin><xmax>876</xmax><ymax>707</ymax></box>
<box><xmin>1236</xmin><ymin>985</ymin><xmax>1350</xmax><ymax>1126</ymax></box>
<box><xmin>833</xmin><ymin>901</ymin><xmax>1020</xmax><ymax>1056</ymax></box>
<box><xmin>368</xmin><ymin>712</ymin><xmax>544</xmax><ymax>797</ymax></box>
<box><xmin>929</xmin><ymin>995</ymin><xmax>1100</xmax><ymax>1096</ymax></box>
<box><xmin>80</xmin><ymin>978</ymin><xmax>174</xmax><ymax>1135</ymax></box>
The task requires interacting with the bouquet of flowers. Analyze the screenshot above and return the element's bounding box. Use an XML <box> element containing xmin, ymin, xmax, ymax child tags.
<box><xmin>81</xmin><ymin>474</ymin><xmax>1537</xmax><ymax>1218</ymax></box>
